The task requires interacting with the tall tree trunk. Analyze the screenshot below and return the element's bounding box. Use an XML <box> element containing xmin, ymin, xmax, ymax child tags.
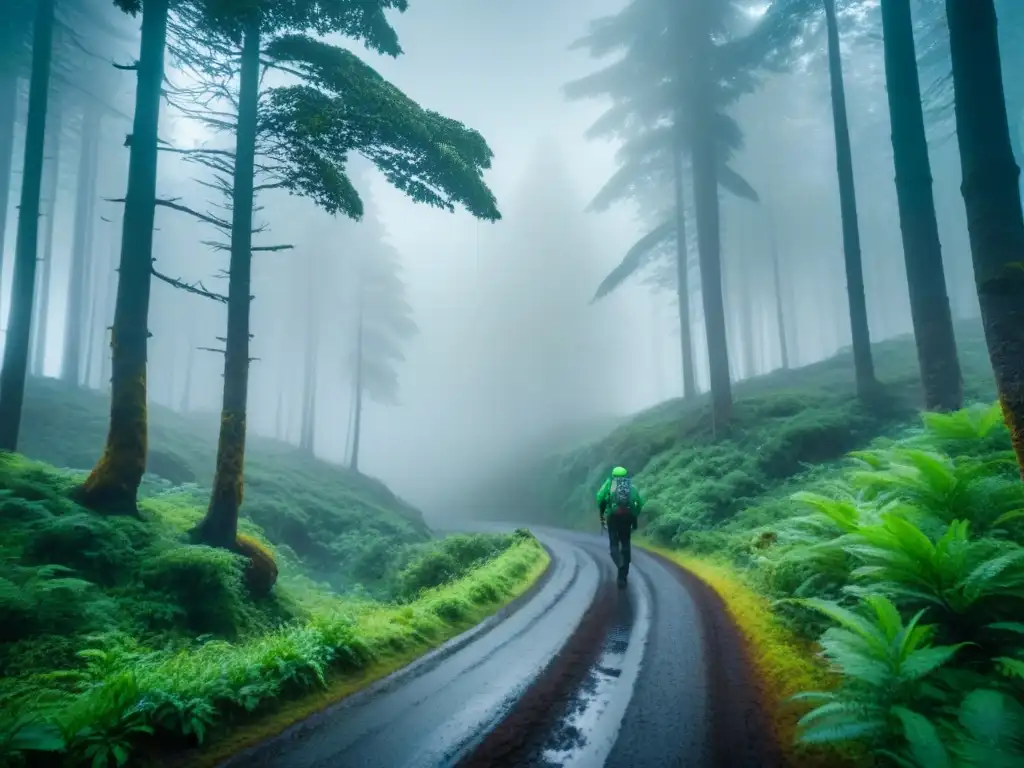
<box><xmin>179</xmin><ymin>336</ymin><xmax>194</xmax><ymax>413</ymax></box>
<box><xmin>767</xmin><ymin>204</ymin><xmax>789</xmax><ymax>370</ymax></box>
<box><xmin>74</xmin><ymin>0</ymin><xmax>168</xmax><ymax>512</ymax></box>
<box><xmin>650</xmin><ymin>298</ymin><xmax>665</xmax><ymax>400</ymax></box>
<box><xmin>671</xmin><ymin>130</ymin><xmax>695</xmax><ymax>399</ymax></box>
<box><xmin>690</xmin><ymin>10</ymin><xmax>731</xmax><ymax>430</ymax></box>
<box><xmin>881</xmin><ymin>0</ymin><xmax>963</xmax><ymax>411</ymax></box>
<box><xmin>32</xmin><ymin>85</ymin><xmax>61</xmax><ymax>377</ymax></box>
<box><xmin>298</xmin><ymin>281</ymin><xmax>318</xmax><ymax>453</ymax></box>
<box><xmin>738</xmin><ymin>225</ymin><xmax>757</xmax><ymax>378</ymax></box>
<box><xmin>945</xmin><ymin>0</ymin><xmax>1024</xmax><ymax>476</ymax></box>
<box><xmin>195</xmin><ymin>19</ymin><xmax>260</xmax><ymax>548</ymax></box>
<box><xmin>0</xmin><ymin>0</ymin><xmax>55</xmax><ymax>451</ymax></box>
<box><xmin>0</xmin><ymin>74</ymin><xmax>17</xmax><ymax>306</ymax></box>
<box><xmin>824</xmin><ymin>0</ymin><xmax>876</xmax><ymax>396</ymax></box>
<box><xmin>274</xmin><ymin>382</ymin><xmax>283</xmax><ymax>440</ymax></box>
<box><xmin>99</xmin><ymin>235</ymin><xmax>117</xmax><ymax>392</ymax></box>
<box><xmin>82</xmin><ymin>262</ymin><xmax>99</xmax><ymax>387</ymax></box>
<box><xmin>350</xmin><ymin>309</ymin><xmax>364</xmax><ymax>473</ymax></box>
<box><xmin>63</xmin><ymin>100</ymin><xmax>100</xmax><ymax>385</ymax></box>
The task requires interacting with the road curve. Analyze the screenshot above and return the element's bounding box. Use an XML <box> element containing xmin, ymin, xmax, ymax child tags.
<box><xmin>222</xmin><ymin>526</ymin><xmax>780</xmax><ymax>768</ymax></box>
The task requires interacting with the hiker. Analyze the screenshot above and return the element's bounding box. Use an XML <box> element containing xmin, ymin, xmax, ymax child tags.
<box><xmin>596</xmin><ymin>466</ymin><xmax>644</xmax><ymax>589</ymax></box>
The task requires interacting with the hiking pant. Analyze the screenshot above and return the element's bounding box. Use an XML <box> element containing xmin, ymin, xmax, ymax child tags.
<box><xmin>607</xmin><ymin>513</ymin><xmax>633</xmax><ymax>573</ymax></box>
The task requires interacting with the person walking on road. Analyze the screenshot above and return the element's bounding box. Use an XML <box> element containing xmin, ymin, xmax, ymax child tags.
<box><xmin>596</xmin><ymin>466</ymin><xmax>644</xmax><ymax>589</ymax></box>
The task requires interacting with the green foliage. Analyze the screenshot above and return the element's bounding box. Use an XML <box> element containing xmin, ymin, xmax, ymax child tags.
<box><xmin>787</xmin><ymin>594</ymin><xmax>967</xmax><ymax>746</ymax></box>
<box><xmin>16</xmin><ymin>376</ymin><xmax>430</xmax><ymax>592</ymax></box>
<box><xmin>485</xmin><ymin>321</ymin><xmax>997</xmax><ymax>538</ymax></box>
<box><xmin>0</xmin><ymin>452</ymin><xmax>547</xmax><ymax>766</ymax></box>
<box><xmin>498</xmin><ymin>322</ymin><xmax>1017</xmax><ymax>762</ymax></box>
<box><xmin>395</xmin><ymin>533</ymin><xmax>517</xmax><ymax>600</ymax></box>
<box><xmin>762</xmin><ymin>408</ymin><xmax>1024</xmax><ymax>762</ymax></box>
<box><xmin>262</xmin><ymin>33</ymin><xmax>500</xmax><ymax>222</ymax></box>
<box><xmin>141</xmin><ymin>545</ymin><xmax>250</xmax><ymax>635</ymax></box>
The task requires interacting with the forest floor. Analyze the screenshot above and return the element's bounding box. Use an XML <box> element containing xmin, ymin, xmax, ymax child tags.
<box><xmin>540</xmin><ymin>320</ymin><xmax>1024</xmax><ymax>763</ymax></box>
<box><xmin>0</xmin><ymin>379</ymin><xmax>551</xmax><ymax>767</ymax></box>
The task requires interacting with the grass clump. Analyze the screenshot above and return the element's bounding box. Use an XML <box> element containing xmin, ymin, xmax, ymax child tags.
<box><xmin>0</xmin><ymin>455</ymin><xmax>549</xmax><ymax>767</ymax></box>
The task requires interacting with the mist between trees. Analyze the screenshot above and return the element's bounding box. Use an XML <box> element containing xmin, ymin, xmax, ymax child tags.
<box><xmin>0</xmin><ymin>0</ymin><xmax>1022</xmax><ymax>516</ymax></box>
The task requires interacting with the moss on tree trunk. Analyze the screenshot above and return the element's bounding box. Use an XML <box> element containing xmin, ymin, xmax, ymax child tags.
<box><xmin>946</xmin><ymin>0</ymin><xmax>1024</xmax><ymax>477</ymax></box>
<box><xmin>194</xmin><ymin>17</ymin><xmax>260</xmax><ymax>548</ymax></box>
<box><xmin>74</xmin><ymin>0</ymin><xmax>168</xmax><ymax>513</ymax></box>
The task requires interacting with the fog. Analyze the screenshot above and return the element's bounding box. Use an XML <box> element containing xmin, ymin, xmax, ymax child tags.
<box><xmin>0</xmin><ymin>0</ymin><xmax>1007</xmax><ymax>518</ymax></box>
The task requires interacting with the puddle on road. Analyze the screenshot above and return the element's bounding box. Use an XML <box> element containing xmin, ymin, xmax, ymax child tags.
<box><xmin>538</xmin><ymin>597</ymin><xmax>637</xmax><ymax>766</ymax></box>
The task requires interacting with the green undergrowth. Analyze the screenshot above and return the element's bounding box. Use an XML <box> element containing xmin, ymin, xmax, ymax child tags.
<box><xmin>0</xmin><ymin>454</ymin><xmax>548</xmax><ymax>767</ymax></box>
<box><xmin>651</xmin><ymin>405</ymin><xmax>1024</xmax><ymax>765</ymax></box>
<box><xmin>497</xmin><ymin>321</ymin><xmax>995</xmax><ymax>533</ymax></box>
<box><xmin>532</xmin><ymin>320</ymin><xmax>1022</xmax><ymax>763</ymax></box>
<box><xmin>17</xmin><ymin>377</ymin><xmax>430</xmax><ymax>594</ymax></box>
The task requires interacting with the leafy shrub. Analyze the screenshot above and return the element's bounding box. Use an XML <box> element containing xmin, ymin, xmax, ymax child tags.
<box><xmin>395</xmin><ymin>533</ymin><xmax>515</xmax><ymax>600</ymax></box>
<box><xmin>0</xmin><ymin>537</ymin><xmax>546</xmax><ymax>766</ymax></box>
<box><xmin>768</xmin><ymin>404</ymin><xmax>1024</xmax><ymax>762</ymax></box>
<box><xmin>22</xmin><ymin>512</ymin><xmax>138</xmax><ymax>586</ymax></box>
<box><xmin>141</xmin><ymin>546</ymin><xmax>248</xmax><ymax>635</ymax></box>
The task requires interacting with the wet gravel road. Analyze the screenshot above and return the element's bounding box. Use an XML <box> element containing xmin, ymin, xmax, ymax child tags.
<box><xmin>223</xmin><ymin>527</ymin><xmax>780</xmax><ymax>768</ymax></box>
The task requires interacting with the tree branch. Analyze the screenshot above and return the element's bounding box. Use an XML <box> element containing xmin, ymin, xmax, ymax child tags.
<box><xmin>152</xmin><ymin>266</ymin><xmax>228</xmax><ymax>303</ymax></box>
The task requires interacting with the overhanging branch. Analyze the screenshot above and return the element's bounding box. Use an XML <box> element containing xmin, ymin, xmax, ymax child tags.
<box><xmin>152</xmin><ymin>266</ymin><xmax>228</xmax><ymax>303</ymax></box>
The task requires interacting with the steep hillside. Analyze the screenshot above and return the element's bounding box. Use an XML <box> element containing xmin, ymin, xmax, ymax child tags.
<box><xmin>475</xmin><ymin>321</ymin><xmax>996</xmax><ymax>532</ymax></box>
<box><xmin>16</xmin><ymin>377</ymin><xmax>430</xmax><ymax>592</ymax></box>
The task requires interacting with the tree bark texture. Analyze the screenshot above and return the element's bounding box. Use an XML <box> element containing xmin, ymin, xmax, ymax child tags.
<box><xmin>63</xmin><ymin>100</ymin><xmax>101</xmax><ymax>385</ymax></box>
<box><xmin>824</xmin><ymin>0</ymin><xmax>876</xmax><ymax>396</ymax></box>
<box><xmin>672</xmin><ymin>130</ymin><xmax>696</xmax><ymax>399</ymax></box>
<box><xmin>197</xmin><ymin>18</ymin><xmax>260</xmax><ymax>547</ymax></box>
<box><xmin>0</xmin><ymin>74</ymin><xmax>17</xmax><ymax>310</ymax></box>
<box><xmin>881</xmin><ymin>0</ymin><xmax>963</xmax><ymax>411</ymax></box>
<box><xmin>74</xmin><ymin>0</ymin><xmax>168</xmax><ymax>511</ymax></box>
<box><xmin>946</xmin><ymin>0</ymin><xmax>1024</xmax><ymax>476</ymax></box>
<box><xmin>32</xmin><ymin>86</ymin><xmax>61</xmax><ymax>377</ymax></box>
<box><xmin>0</xmin><ymin>0</ymin><xmax>54</xmax><ymax>451</ymax></box>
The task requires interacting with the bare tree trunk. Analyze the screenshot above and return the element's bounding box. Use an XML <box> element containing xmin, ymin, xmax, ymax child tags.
<box><xmin>350</xmin><ymin>307</ymin><xmax>364</xmax><ymax>473</ymax></box>
<box><xmin>298</xmin><ymin>274</ymin><xmax>318</xmax><ymax>454</ymax></box>
<box><xmin>672</xmin><ymin>132</ymin><xmax>696</xmax><ymax>398</ymax></box>
<box><xmin>690</xmin><ymin>3</ymin><xmax>731</xmax><ymax>429</ymax></box>
<box><xmin>767</xmin><ymin>204</ymin><xmax>789</xmax><ymax>370</ymax></box>
<box><xmin>0</xmin><ymin>74</ymin><xmax>17</xmax><ymax>314</ymax></box>
<box><xmin>0</xmin><ymin>0</ymin><xmax>55</xmax><ymax>451</ymax></box>
<box><xmin>195</xmin><ymin>17</ymin><xmax>260</xmax><ymax>548</ymax></box>
<box><xmin>99</xmin><ymin>236</ymin><xmax>117</xmax><ymax>392</ymax></box>
<box><xmin>945</xmin><ymin>0</ymin><xmax>1024</xmax><ymax>476</ymax></box>
<box><xmin>179</xmin><ymin>330</ymin><xmax>195</xmax><ymax>413</ymax></box>
<box><xmin>824</xmin><ymin>0</ymin><xmax>876</xmax><ymax>396</ymax></box>
<box><xmin>274</xmin><ymin>382</ymin><xmax>283</xmax><ymax>440</ymax></box>
<box><xmin>32</xmin><ymin>88</ymin><xmax>61</xmax><ymax>378</ymax></box>
<box><xmin>738</xmin><ymin>223</ymin><xmax>757</xmax><ymax>378</ymax></box>
<box><xmin>881</xmin><ymin>0</ymin><xmax>962</xmax><ymax>411</ymax></box>
<box><xmin>75</xmin><ymin>0</ymin><xmax>169</xmax><ymax>512</ymax></box>
<box><xmin>63</xmin><ymin>100</ymin><xmax>100</xmax><ymax>385</ymax></box>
